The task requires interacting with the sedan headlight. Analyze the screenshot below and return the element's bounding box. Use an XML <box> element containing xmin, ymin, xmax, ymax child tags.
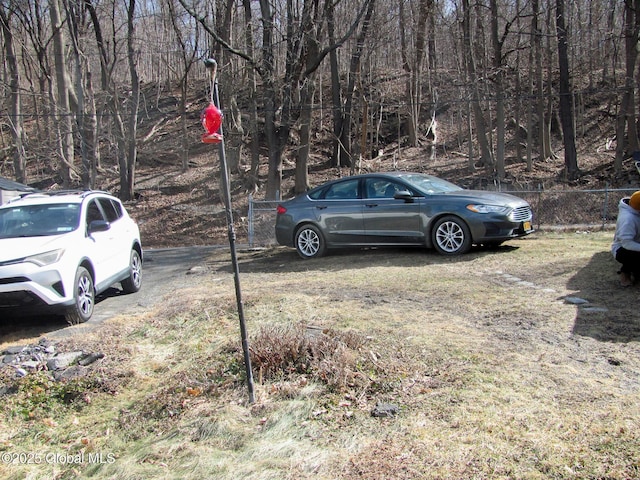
<box><xmin>24</xmin><ymin>249</ymin><xmax>65</xmax><ymax>267</ymax></box>
<box><xmin>466</xmin><ymin>204</ymin><xmax>511</xmax><ymax>215</ymax></box>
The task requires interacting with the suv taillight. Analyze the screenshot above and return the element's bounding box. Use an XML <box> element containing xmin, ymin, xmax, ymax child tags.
<box><xmin>276</xmin><ymin>205</ymin><xmax>287</xmax><ymax>215</ymax></box>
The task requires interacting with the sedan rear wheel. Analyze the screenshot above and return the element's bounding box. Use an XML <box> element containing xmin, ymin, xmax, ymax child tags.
<box><xmin>65</xmin><ymin>266</ymin><xmax>94</xmax><ymax>324</ymax></box>
<box><xmin>432</xmin><ymin>216</ymin><xmax>472</xmax><ymax>255</ymax></box>
<box><xmin>295</xmin><ymin>224</ymin><xmax>326</xmax><ymax>259</ymax></box>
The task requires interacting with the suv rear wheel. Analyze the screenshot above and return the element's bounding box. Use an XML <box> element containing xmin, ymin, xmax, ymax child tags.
<box><xmin>121</xmin><ymin>249</ymin><xmax>142</xmax><ymax>293</ymax></box>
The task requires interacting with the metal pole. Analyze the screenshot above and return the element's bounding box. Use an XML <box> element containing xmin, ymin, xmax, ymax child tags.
<box><xmin>248</xmin><ymin>194</ymin><xmax>254</xmax><ymax>247</ymax></box>
<box><xmin>205</xmin><ymin>59</ymin><xmax>255</xmax><ymax>404</ymax></box>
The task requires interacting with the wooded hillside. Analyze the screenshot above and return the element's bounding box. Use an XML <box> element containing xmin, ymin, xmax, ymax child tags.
<box><xmin>1</xmin><ymin>0</ymin><xmax>639</xmax><ymax>205</ymax></box>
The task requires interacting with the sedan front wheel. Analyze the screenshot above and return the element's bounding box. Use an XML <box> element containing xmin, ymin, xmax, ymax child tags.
<box><xmin>295</xmin><ymin>224</ymin><xmax>326</xmax><ymax>259</ymax></box>
<box><xmin>432</xmin><ymin>216</ymin><xmax>472</xmax><ymax>255</ymax></box>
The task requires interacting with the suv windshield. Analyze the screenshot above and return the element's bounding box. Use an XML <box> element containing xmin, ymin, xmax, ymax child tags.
<box><xmin>0</xmin><ymin>204</ymin><xmax>81</xmax><ymax>238</ymax></box>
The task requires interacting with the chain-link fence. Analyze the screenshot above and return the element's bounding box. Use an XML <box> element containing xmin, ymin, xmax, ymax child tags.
<box><xmin>246</xmin><ymin>188</ymin><xmax>638</xmax><ymax>247</ymax></box>
<box><xmin>247</xmin><ymin>195</ymin><xmax>282</xmax><ymax>246</ymax></box>
<box><xmin>505</xmin><ymin>188</ymin><xmax>637</xmax><ymax>230</ymax></box>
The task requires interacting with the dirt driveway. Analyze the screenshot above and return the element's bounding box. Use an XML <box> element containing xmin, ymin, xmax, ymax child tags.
<box><xmin>0</xmin><ymin>246</ymin><xmax>219</xmax><ymax>346</ymax></box>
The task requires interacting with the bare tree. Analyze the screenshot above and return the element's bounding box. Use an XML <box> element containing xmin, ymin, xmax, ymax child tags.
<box><xmin>85</xmin><ymin>0</ymin><xmax>140</xmax><ymax>200</ymax></box>
<box><xmin>3</xmin><ymin>0</ymin><xmax>638</xmax><ymax>195</ymax></box>
<box><xmin>50</xmin><ymin>0</ymin><xmax>75</xmax><ymax>187</ymax></box>
<box><xmin>555</xmin><ymin>0</ymin><xmax>578</xmax><ymax>180</ymax></box>
<box><xmin>400</xmin><ymin>0</ymin><xmax>434</xmax><ymax>149</ymax></box>
<box><xmin>332</xmin><ymin>0</ymin><xmax>376</xmax><ymax>173</ymax></box>
<box><xmin>461</xmin><ymin>0</ymin><xmax>493</xmax><ymax>174</ymax></box>
<box><xmin>123</xmin><ymin>0</ymin><xmax>140</xmax><ymax>200</ymax></box>
<box><xmin>65</xmin><ymin>0</ymin><xmax>99</xmax><ymax>188</ymax></box>
<box><xmin>240</xmin><ymin>0</ymin><xmax>261</xmax><ymax>193</ymax></box>
<box><xmin>167</xmin><ymin>0</ymin><xmax>199</xmax><ymax>173</ymax></box>
<box><xmin>615</xmin><ymin>0</ymin><xmax>640</xmax><ymax>175</ymax></box>
<box><xmin>0</xmin><ymin>2</ymin><xmax>26</xmax><ymax>183</ymax></box>
<box><xmin>532</xmin><ymin>0</ymin><xmax>554</xmax><ymax>162</ymax></box>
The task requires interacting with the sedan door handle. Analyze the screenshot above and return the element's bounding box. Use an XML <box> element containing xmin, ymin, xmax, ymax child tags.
<box><xmin>365</xmin><ymin>204</ymin><xmax>378</xmax><ymax>208</ymax></box>
<box><xmin>316</xmin><ymin>205</ymin><xmax>327</xmax><ymax>210</ymax></box>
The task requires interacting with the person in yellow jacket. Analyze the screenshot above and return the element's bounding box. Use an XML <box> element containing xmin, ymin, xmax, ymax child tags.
<box><xmin>611</xmin><ymin>191</ymin><xmax>640</xmax><ymax>287</ymax></box>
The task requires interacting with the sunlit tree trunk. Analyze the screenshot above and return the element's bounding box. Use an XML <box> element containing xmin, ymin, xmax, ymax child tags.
<box><xmin>123</xmin><ymin>0</ymin><xmax>140</xmax><ymax>201</ymax></box>
<box><xmin>615</xmin><ymin>0</ymin><xmax>640</xmax><ymax>174</ymax></box>
<box><xmin>66</xmin><ymin>0</ymin><xmax>97</xmax><ymax>188</ymax></box>
<box><xmin>50</xmin><ymin>0</ymin><xmax>74</xmax><ymax>187</ymax></box>
<box><xmin>532</xmin><ymin>0</ymin><xmax>553</xmax><ymax>162</ymax></box>
<box><xmin>555</xmin><ymin>0</ymin><xmax>579</xmax><ymax>180</ymax></box>
<box><xmin>462</xmin><ymin>0</ymin><xmax>493</xmax><ymax>174</ymax></box>
<box><xmin>0</xmin><ymin>4</ymin><xmax>26</xmax><ymax>183</ymax></box>
<box><xmin>490</xmin><ymin>0</ymin><xmax>505</xmax><ymax>180</ymax></box>
<box><xmin>338</xmin><ymin>0</ymin><xmax>375</xmax><ymax>171</ymax></box>
<box><xmin>167</xmin><ymin>0</ymin><xmax>199</xmax><ymax>173</ymax></box>
<box><xmin>241</xmin><ymin>0</ymin><xmax>261</xmax><ymax>193</ymax></box>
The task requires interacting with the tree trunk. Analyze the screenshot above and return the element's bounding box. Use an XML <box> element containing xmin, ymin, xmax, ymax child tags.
<box><xmin>532</xmin><ymin>0</ymin><xmax>552</xmax><ymax>161</ymax></box>
<box><xmin>555</xmin><ymin>0</ymin><xmax>579</xmax><ymax>180</ymax></box>
<box><xmin>259</xmin><ymin>0</ymin><xmax>282</xmax><ymax>199</ymax></box>
<box><xmin>167</xmin><ymin>0</ymin><xmax>198</xmax><ymax>174</ymax></box>
<box><xmin>66</xmin><ymin>0</ymin><xmax>96</xmax><ymax>188</ymax></box>
<box><xmin>514</xmin><ymin>0</ymin><xmax>524</xmax><ymax>165</ymax></box>
<box><xmin>296</xmin><ymin>80</ymin><xmax>313</xmax><ymax>193</ymax></box>
<box><xmin>491</xmin><ymin>0</ymin><xmax>505</xmax><ymax>181</ymax></box>
<box><xmin>0</xmin><ymin>4</ymin><xmax>26</xmax><ymax>184</ymax></box>
<box><xmin>526</xmin><ymin>20</ymin><xmax>535</xmax><ymax>173</ymax></box>
<box><xmin>123</xmin><ymin>0</ymin><xmax>140</xmax><ymax>201</ymax></box>
<box><xmin>50</xmin><ymin>0</ymin><xmax>74</xmax><ymax>187</ymax></box>
<box><xmin>84</xmin><ymin>71</ymin><xmax>99</xmax><ymax>187</ymax></box>
<box><xmin>462</xmin><ymin>0</ymin><xmax>493</xmax><ymax>173</ymax></box>
<box><xmin>615</xmin><ymin>0</ymin><xmax>640</xmax><ymax>174</ymax></box>
<box><xmin>402</xmin><ymin>0</ymin><xmax>432</xmax><ymax>149</ymax></box>
<box><xmin>327</xmin><ymin>0</ymin><xmax>343</xmax><ymax>168</ymax></box>
<box><xmin>242</xmin><ymin>0</ymin><xmax>261</xmax><ymax>193</ymax></box>
<box><xmin>338</xmin><ymin>0</ymin><xmax>375</xmax><ymax>170</ymax></box>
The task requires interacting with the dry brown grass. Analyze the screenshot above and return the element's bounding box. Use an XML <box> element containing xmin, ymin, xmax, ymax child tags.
<box><xmin>1</xmin><ymin>231</ymin><xmax>640</xmax><ymax>479</ymax></box>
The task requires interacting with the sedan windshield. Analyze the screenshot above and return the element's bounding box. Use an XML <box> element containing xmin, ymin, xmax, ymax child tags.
<box><xmin>0</xmin><ymin>204</ymin><xmax>80</xmax><ymax>238</ymax></box>
<box><xmin>400</xmin><ymin>174</ymin><xmax>463</xmax><ymax>194</ymax></box>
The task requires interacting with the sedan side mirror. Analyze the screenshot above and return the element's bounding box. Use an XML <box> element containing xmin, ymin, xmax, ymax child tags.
<box><xmin>393</xmin><ymin>190</ymin><xmax>414</xmax><ymax>202</ymax></box>
<box><xmin>88</xmin><ymin>219</ymin><xmax>110</xmax><ymax>234</ymax></box>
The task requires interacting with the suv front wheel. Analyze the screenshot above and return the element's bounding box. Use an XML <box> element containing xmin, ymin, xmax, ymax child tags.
<box><xmin>65</xmin><ymin>266</ymin><xmax>95</xmax><ymax>324</ymax></box>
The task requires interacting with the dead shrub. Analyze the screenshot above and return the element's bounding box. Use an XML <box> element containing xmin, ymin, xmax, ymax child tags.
<box><xmin>248</xmin><ymin>322</ymin><xmax>369</xmax><ymax>391</ymax></box>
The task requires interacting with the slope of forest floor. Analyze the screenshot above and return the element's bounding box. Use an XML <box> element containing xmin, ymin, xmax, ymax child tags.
<box><xmin>125</xmin><ymin>127</ymin><xmax>638</xmax><ymax>248</ymax></box>
<box><xmin>3</xmin><ymin>81</ymin><xmax>640</xmax><ymax>248</ymax></box>
<box><xmin>113</xmin><ymin>81</ymin><xmax>640</xmax><ymax>248</ymax></box>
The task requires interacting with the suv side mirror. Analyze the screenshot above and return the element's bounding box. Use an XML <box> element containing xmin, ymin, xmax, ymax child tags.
<box><xmin>88</xmin><ymin>220</ymin><xmax>110</xmax><ymax>234</ymax></box>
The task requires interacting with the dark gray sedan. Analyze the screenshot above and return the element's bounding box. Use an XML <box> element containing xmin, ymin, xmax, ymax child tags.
<box><xmin>275</xmin><ymin>172</ymin><xmax>533</xmax><ymax>258</ymax></box>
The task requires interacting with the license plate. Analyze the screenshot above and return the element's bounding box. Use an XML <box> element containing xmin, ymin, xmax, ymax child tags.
<box><xmin>523</xmin><ymin>221</ymin><xmax>532</xmax><ymax>231</ymax></box>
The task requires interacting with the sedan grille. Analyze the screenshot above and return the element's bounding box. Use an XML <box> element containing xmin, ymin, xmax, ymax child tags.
<box><xmin>509</xmin><ymin>206</ymin><xmax>532</xmax><ymax>222</ymax></box>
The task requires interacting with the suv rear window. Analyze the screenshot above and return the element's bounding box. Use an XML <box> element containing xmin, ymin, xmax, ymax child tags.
<box><xmin>98</xmin><ymin>198</ymin><xmax>123</xmax><ymax>222</ymax></box>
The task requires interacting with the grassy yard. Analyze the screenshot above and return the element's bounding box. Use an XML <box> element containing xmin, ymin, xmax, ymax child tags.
<box><xmin>1</xmin><ymin>231</ymin><xmax>639</xmax><ymax>479</ymax></box>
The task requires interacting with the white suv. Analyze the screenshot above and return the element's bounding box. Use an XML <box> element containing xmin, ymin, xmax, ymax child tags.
<box><xmin>0</xmin><ymin>190</ymin><xmax>142</xmax><ymax>323</ymax></box>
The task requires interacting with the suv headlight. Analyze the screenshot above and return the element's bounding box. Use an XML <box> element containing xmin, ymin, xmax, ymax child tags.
<box><xmin>466</xmin><ymin>204</ymin><xmax>511</xmax><ymax>215</ymax></box>
<box><xmin>25</xmin><ymin>249</ymin><xmax>65</xmax><ymax>267</ymax></box>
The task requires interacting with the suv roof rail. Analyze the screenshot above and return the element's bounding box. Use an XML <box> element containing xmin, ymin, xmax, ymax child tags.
<box><xmin>15</xmin><ymin>189</ymin><xmax>114</xmax><ymax>200</ymax></box>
